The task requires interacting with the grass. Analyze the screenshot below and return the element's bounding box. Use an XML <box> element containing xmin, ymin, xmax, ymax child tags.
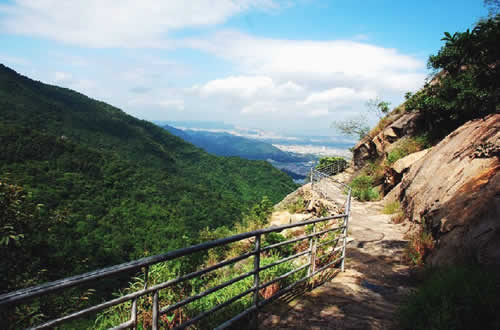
<box><xmin>386</xmin><ymin>135</ymin><xmax>430</xmax><ymax>165</ymax></box>
<box><xmin>399</xmin><ymin>266</ymin><xmax>500</xmax><ymax>330</ymax></box>
<box><xmin>383</xmin><ymin>201</ymin><xmax>401</xmax><ymax>214</ymax></box>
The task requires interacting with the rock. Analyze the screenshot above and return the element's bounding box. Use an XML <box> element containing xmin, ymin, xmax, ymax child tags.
<box><xmin>392</xmin><ymin>149</ymin><xmax>430</xmax><ymax>174</ymax></box>
<box><xmin>398</xmin><ymin>114</ymin><xmax>500</xmax><ymax>266</ymax></box>
<box><xmin>352</xmin><ymin>112</ymin><xmax>421</xmax><ymax>169</ymax></box>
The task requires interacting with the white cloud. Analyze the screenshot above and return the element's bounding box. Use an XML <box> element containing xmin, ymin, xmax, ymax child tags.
<box><xmin>200</xmin><ymin>76</ymin><xmax>275</xmax><ymax>98</ymax></box>
<box><xmin>0</xmin><ymin>0</ymin><xmax>279</xmax><ymax>47</ymax></box>
<box><xmin>303</xmin><ymin>87</ymin><xmax>375</xmax><ymax>105</ymax></box>
<box><xmin>307</xmin><ymin>109</ymin><xmax>330</xmax><ymax>118</ymax></box>
<box><xmin>158</xmin><ymin>99</ymin><xmax>185</xmax><ymax>111</ymax></box>
<box><xmin>188</xmin><ymin>31</ymin><xmax>426</xmax><ymax>93</ymax></box>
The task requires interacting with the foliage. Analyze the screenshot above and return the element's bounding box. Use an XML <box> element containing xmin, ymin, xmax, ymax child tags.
<box><xmin>333</xmin><ymin>115</ymin><xmax>370</xmax><ymax>140</ymax></box>
<box><xmin>0</xmin><ymin>62</ymin><xmax>297</xmax><ymax>328</ymax></box>
<box><xmin>349</xmin><ymin>175</ymin><xmax>379</xmax><ymax>201</ymax></box>
<box><xmin>316</xmin><ymin>156</ymin><xmax>348</xmax><ymax>171</ymax></box>
<box><xmin>264</xmin><ymin>232</ymin><xmax>294</xmax><ymax>256</ymax></box>
<box><xmin>405</xmin><ymin>15</ymin><xmax>500</xmax><ymax>139</ymax></box>
<box><xmin>0</xmin><ymin>181</ymin><xmax>63</xmax><ymax>292</ymax></box>
<box><xmin>399</xmin><ymin>266</ymin><xmax>500</xmax><ymax>330</ymax></box>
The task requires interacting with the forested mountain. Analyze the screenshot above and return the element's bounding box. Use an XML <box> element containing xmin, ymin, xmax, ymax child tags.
<box><xmin>162</xmin><ymin>125</ymin><xmax>315</xmax><ymax>163</ymax></box>
<box><xmin>0</xmin><ymin>64</ymin><xmax>296</xmax><ymax>292</ymax></box>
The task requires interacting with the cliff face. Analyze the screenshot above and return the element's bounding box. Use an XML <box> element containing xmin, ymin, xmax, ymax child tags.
<box><xmin>351</xmin><ymin>113</ymin><xmax>500</xmax><ymax>266</ymax></box>
<box><xmin>397</xmin><ymin>114</ymin><xmax>500</xmax><ymax>265</ymax></box>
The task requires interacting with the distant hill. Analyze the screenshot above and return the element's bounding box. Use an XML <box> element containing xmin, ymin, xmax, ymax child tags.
<box><xmin>0</xmin><ymin>64</ymin><xmax>296</xmax><ymax>291</ymax></box>
<box><xmin>162</xmin><ymin>125</ymin><xmax>315</xmax><ymax>163</ymax></box>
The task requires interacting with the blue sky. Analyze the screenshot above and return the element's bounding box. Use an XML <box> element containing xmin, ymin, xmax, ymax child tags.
<box><xmin>0</xmin><ymin>0</ymin><xmax>489</xmax><ymax>136</ymax></box>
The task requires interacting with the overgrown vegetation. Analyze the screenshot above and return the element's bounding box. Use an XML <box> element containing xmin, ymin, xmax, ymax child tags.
<box><xmin>405</xmin><ymin>14</ymin><xmax>500</xmax><ymax>140</ymax></box>
<box><xmin>399</xmin><ymin>266</ymin><xmax>500</xmax><ymax>330</ymax></box>
<box><xmin>0</xmin><ymin>65</ymin><xmax>296</xmax><ymax>327</ymax></box>
<box><xmin>348</xmin><ymin>175</ymin><xmax>379</xmax><ymax>201</ymax></box>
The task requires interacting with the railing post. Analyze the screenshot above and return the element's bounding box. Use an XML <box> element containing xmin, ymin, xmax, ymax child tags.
<box><xmin>310</xmin><ymin>168</ymin><xmax>314</xmax><ymax>188</ymax></box>
<box><xmin>152</xmin><ymin>291</ymin><xmax>159</xmax><ymax>330</ymax></box>
<box><xmin>253</xmin><ymin>233</ymin><xmax>261</xmax><ymax>329</ymax></box>
<box><xmin>307</xmin><ymin>223</ymin><xmax>317</xmax><ymax>277</ymax></box>
<box><xmin>341</xmin><ymin>190</ymin><xmax>351</xmax><ymax>272</ymax></box>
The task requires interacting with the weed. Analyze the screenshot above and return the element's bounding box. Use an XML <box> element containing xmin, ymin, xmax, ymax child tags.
<box><xmin>404</xmin><ymin>220</ymin><xmax>434</xmax><ymax>266</ymax></box>
<box><xmin>383</xmin><ymin>201</ymin><xmax>401</xmax><ymax>214</ymax></box>
<box><xmin>391</xmin><ymin>212</ymin><xmax>405</xmax><ymax>224</ymax></box>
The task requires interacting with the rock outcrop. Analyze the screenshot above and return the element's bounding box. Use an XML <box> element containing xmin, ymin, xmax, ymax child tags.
<box><xmin>352</xmin><ymin>112</ymin><xmax>420</xmax><ymax>169</ymax></box>
<box><xmin>383</xmin><ymin>148</ymin><xmax>430</xmax><ymax>193</ymax></box>
<box><xmin>393</xmin><ymin>114</ymin><xmax>500</xmax><ymax>265</ymax></box>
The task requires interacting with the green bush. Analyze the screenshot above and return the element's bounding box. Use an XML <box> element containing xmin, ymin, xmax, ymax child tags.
<box><xmin>349</xmin><ymin>175</ymin><xmax>379</xmax><ymax>201</ymax></box>
<box><xmin>399</xmin><ymin>266</ymin><xmax>500</xmax><ymax>330</ymax></box>
<box><xmin>264</xmin><ymin>232</ymin><xmax>294</xmax><ymax>256</ymax></box>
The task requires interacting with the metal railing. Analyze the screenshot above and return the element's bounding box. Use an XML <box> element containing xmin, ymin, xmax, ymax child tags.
<box><xmin>311</xmin><ymin>159</ymin><xmax>348</xmax><ymax>179</ymax></box>
<box><xmin>1</xmin><ymin>172</ymin><xmax>351</xmax><ymax>330</ymax></box>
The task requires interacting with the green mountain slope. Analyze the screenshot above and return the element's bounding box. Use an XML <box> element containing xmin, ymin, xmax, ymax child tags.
<box><xmin>0</xmin><ymin>64</ymin><xmax>296</xmax><ymax>292</ymax></box>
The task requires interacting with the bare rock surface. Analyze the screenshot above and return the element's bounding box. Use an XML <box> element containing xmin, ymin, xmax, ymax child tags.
<box><xmin>262</xmin><ymin>176</ymin><xmax>412</xmax><ymax>329</ymax></box>
<box><xmin>353</xmin><ymin>112</ymin><xmax>420</xmax><ymax>169</ymax></box>
<box><xmin>397</xmin><ymin>114</ymin><xmax>500</xmax><ymax>265</ymax></box>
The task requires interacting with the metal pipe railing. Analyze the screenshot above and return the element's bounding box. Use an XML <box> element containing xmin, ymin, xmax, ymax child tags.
<box><xmin>1</xmin><ymin>167</ymin><xmax>351</xmax><ymax>330</ymax></box>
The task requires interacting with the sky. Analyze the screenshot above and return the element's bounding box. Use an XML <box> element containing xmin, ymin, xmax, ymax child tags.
<box><xmin>0</xmin><ymin>0</ymin><xmax>490</xmax><ymax>136</ymax></box>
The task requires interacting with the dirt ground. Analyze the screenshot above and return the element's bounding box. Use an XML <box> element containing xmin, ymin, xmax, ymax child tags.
<box><xmin>260</xmin><ymin>179</ymin><xmax>413</xmax><ymax>329</ymax></box>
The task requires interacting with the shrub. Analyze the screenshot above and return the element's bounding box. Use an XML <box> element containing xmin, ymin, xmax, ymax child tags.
<box><xmin>399</xmin><ymin>266</ymin><xmax>500</xmax><ymax>330</ymax></box>
<box><xmin>263</xmin><ymin>232</ymin><xmax>293</xmax><ymax>256</ymax></box>
<box><xmin>349</xmin><ymin>175</ymin><xmax>379</xmax><ymax>201</ymax></box>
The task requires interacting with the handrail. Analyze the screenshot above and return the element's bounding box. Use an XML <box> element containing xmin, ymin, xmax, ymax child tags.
<box><xmin>1</xmin><ymin>167</ymin><xmax>351</xmax><ymax>330</ymax></box>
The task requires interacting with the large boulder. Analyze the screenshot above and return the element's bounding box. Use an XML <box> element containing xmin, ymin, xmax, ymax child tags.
<box><xmin>398</xmin><ymin>114</ymin><xmax>500</xmax><ymax>265</ymax></box>
<box><xmin>383</xmin><ymin>148</ymin><xmax>430</xmax><ymax>194</ymax></box>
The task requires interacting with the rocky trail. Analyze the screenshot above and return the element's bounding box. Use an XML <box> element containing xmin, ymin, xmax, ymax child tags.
<box><xmin>261</xmin><ymin>178</ymin><xmax>413</xmax><ymax>329</ymax></box>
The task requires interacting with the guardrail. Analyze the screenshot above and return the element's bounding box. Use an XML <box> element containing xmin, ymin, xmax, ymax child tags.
<box><xmin>1</xmin><ymin>171</ymin><xmax>351</xmax><ymax>329</ymax></box>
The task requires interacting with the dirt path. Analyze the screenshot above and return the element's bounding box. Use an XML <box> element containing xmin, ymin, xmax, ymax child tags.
<box><xmin>261</xmin><ymin>180</ymin><xmax>413</xmax><ymax>329</ymax></box>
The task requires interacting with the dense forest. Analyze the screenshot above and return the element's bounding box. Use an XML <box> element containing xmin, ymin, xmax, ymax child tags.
<box><xmin>0</xmin><ymin>64</ymin><xmax>297</xmax><ymax>296</ymax></box>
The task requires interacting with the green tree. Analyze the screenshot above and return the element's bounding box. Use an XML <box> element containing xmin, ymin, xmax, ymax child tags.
<box><xmin>406</xmin><ymin>14</ymin><xmax>500</xmax><ymax>139</ymax></box>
